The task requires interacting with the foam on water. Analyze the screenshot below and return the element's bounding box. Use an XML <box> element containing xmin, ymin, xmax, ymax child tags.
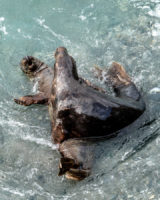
<box><xmin>1</xmin><ymin>187</ymin><xmax>25</xmax><ymax>197</ymax></box>
<box><xmin>150</xmin><ymin>87</ymin><xmax>160</xmax><ymax>94</ymax></box>
<box><xmin>0</xmin><ymin>17</ymin><xmax>8</xmax><ymax>35</ymax></box>
<box><xmin>36</xmin><ymin>17</ymin><xmax>72</xmax><ymax>47</ymax></box>
<box><xmin>21</xmin><ymin>136</ymin><xmax>57</xmax><ymax>150</ymax></box>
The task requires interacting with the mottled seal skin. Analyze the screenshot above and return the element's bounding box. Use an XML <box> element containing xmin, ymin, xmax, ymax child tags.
<box><xmin>50</xmin><ymin>47</ymin><xmax>145</xmax><ymax>144</ymax></box>
<box><xmin>14</xmin><ymin>56</ymin><xmax>54</xmax><ymax>105</ymax></box>
<box><xmin>15</xmin><ymin>47</ymin><xmax>145</xmax><ymax>181</ymax></box>
<box><xmin>48</xmin><ymin>47</ymin><xmax>145</xmax><ymax>180</ymax></box>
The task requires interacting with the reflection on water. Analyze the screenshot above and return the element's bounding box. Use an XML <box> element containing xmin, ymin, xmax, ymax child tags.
<box><xmin>0</xmin><ymin>0</ymin><xmax>160</xmax><ymax>199</ymax></box>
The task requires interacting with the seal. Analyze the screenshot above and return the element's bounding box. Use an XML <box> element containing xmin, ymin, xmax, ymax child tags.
<box><xmin>15</xmin><ymin>47</ymin><xmax>145</xmax><ymax>181</ymax></box>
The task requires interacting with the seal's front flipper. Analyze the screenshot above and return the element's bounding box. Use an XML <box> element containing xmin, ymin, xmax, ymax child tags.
<box><xmin>14</xmin><ymin>93</ymin><xmax>48</xmax><ymax>106</ymax></box>
<box><xmin>107</xmin><ymin>62</ymin><xmax>141</xmax><ymax>101</ymax></box>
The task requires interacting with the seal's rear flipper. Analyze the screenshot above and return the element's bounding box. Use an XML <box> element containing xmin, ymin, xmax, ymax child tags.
<box><xmin>65</xmin><ymin>168</ymin><xmax>90</xmax><ymax>181</ymax></box>
<box><xmin>14</xmin><ymin>93</ymin><xmax>49</xmax><ymax>106</ymax></box>
<box><xmin>107</xmin><ymin>62</ymin><xmax>141</xmax><ymax>101</ymax></box>
<box><xmin>59</xmin><ymin>138</ymin><xmax>95</xmax><ymax>181</ymax></box>
<box><xmin>93</xmin><ymin>62</ymin><xmax>145</xmax><ymax>112</ymax></box>
<box><xmin>58</xmin><ymin>157</ymin><xmax>77</xmax><ymax>176</ymax></box>
<box><xmin>58</xmin><ymin>157</ymin><xmax>90</xmax><ymax>181</ymax></box>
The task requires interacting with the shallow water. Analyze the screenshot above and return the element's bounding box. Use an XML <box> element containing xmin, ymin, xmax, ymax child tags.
<box><xmin>0</xmin><ymin>0</ymin><xmax>160</xmax><ymax>199</ymax></box>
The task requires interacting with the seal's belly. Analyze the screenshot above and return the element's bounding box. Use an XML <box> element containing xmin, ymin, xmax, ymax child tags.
<box><xmin>55</xmin><ymin>101</ymin><xmax>141</xmax><ymax>141</ymax></box>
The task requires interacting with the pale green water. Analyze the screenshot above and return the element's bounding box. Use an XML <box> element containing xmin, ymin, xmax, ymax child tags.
<box><xmin>0</xmin><ymin>0</ymin><xmax>160</xmax><ymax>199</ymax></box>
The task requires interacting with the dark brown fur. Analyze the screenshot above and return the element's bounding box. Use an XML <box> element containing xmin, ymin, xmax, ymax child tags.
<box><xmin>49</xmin><ymin>48</ymin><xmax>145</xmax><ymax>144</ymax></box>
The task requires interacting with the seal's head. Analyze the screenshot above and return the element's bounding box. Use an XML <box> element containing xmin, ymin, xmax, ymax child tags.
<box><xmin>20</xmin><ymin>56</ymin><xmax>43</xmax><ymax>76</ymax></box>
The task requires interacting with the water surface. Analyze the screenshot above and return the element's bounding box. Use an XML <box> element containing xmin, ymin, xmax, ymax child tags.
<box><xmin>0</xmin><ymin>0</ymin><xmax>160</xmax><ymax>199</ymax></box>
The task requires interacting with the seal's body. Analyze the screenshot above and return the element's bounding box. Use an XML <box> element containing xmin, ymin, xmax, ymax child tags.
<box><xmin>15</xmin><ymin>47</ymin><xmax>145</xmax><ymax>181</ymax></box>
<box><xmin>49</xmin><ymin>47</ymin><xmax>145</xmax><ymax>144</ymax></box>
